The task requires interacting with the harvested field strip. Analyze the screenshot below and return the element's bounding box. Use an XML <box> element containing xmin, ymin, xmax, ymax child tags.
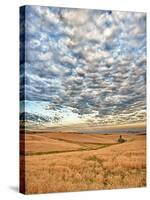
<box><xmin>50</xmin><ymin>137</ymin><xmax>116</xmax><ymax>146</ymax></box>
<box><xmin>23</xmin><ymin>142</ymin><xmax>119</xmax><ymax>156</ymax></box>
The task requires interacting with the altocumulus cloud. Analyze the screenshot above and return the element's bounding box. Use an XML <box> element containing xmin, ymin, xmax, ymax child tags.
<box><xmin>20</xmin><ymin>6</ymin><xmax>146</xmax><ymax>127</ymax></box>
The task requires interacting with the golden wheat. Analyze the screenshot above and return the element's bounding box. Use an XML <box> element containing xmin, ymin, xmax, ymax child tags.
<box><xmin>20</xmin><ymin>133</ymin><xmax>146</xmax><ymax>194</ymax></box>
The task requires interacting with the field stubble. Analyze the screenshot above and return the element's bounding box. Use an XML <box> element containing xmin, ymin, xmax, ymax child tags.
<box><xmin>20</xmin><ymin>132</ymin><xmax>146</xmax><ymax>194</ymax></box>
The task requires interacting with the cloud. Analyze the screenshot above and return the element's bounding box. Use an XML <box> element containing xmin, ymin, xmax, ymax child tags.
<box><xmin>20</xmin><ymin>6</ymin><xmax>146</xmax><ymax>127</ymax></box>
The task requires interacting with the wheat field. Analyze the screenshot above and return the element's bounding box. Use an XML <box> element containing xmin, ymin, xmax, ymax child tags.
<box><xmin>20</xmin><ymin>132</ymin><xmax>146</xmax><ymax>194</ymax></box>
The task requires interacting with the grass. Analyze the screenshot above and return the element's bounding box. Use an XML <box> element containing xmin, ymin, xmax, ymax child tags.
<box><xmin>20</xmin><ymin>132</ymin><xmax>146</xmax><ymax>194</ymax></box>
<box><xmin>23</xmin><ymin>144</ymin><xmax>113</xmax><ymax>156</ymax></box>
<box><xmin>84</xmin><ymin>155</ymin><xmax>105</xmax><ymax>164</ymax></box>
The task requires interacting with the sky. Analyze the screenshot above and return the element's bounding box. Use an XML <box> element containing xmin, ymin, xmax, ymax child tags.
<box><xmin>20</xmin><ymin>6</ymin><xmax>146</xmax><ymax>132</ymax></box>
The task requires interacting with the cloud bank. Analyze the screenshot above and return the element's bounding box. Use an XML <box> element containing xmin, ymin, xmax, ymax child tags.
<box><xmin>20</xmin><ymin>6</ymin><xmax>146</xmax><ymax>128</ymax></box>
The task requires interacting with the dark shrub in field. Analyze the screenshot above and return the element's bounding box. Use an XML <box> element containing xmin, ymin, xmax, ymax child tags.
<box><xmin>118</xmin><ymin>135</ymin><xmax>126</xmax><ymax>143</ymax></box>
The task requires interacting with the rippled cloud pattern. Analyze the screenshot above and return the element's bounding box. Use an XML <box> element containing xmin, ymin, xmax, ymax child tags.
<box><xmin>20</xmin><ymin>6</ymin><xmax>146</xmax><ymax>128</ymax></box>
